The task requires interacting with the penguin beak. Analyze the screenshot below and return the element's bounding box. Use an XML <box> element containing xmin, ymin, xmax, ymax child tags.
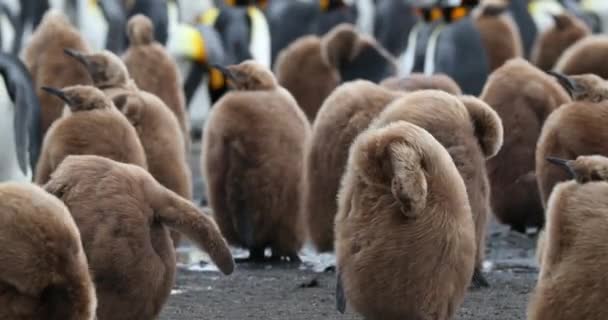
<box><xmin>211</xmin><ymin>64</ymin><xmax>237</xmax><ymax>82</ymax></box>
<box><xmin>546</xmin><ymin>157</ymin><xmax>576</xmax><ymax>179</ymax></box>
<box><xmin>64</xmin><ymin>48</ymin><xmax>89</xmax><ymax>67</ymax></box>
<box><xmin>41</xmin><ymin>86</ymin><xmax>72</xmax><ymax>106</ymax></box>
<box><xmin>546</xmin><ymin>70</ymin><xmax>576</xmax><ymax>98</ymax></box>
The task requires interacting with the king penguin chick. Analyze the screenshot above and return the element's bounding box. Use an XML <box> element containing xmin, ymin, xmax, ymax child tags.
<box><xmin>335</xmin><ymin>121</ymin><xmax>475</xmax><ymax>319</ymax></box>
<box><xmin>473</xmin><ymin>3</ymin><xmax>523</xmax><ymax>72</ymax></box>
<box><xmin>122</xmin><ymin>14</ymin><xmax>190</xmax><ymax>147</ymax></box>
<box><xmin>274</xmin><ymin>23</ymin><xmax>396</xmax><ymax>122</ymax></box>
<box><xmin>369</xmin><ymin>90</ymin><xmax>503</xmax><ymax>288</ymax></box>
<box><xmin>530</xmin><ymin>13</ymin><xmax>591</xmax><ymax>71</ymax></box>
<box><xmin>44</xmin><ymin>155</ymin><xmax>234</xmax><ymax>320</ymax></box>
<box><xmin>203</xmin><ymin>60</ymin><xmax>310</xmax><ymax>262</ymax></box>
<box><xmin>303</xmin><ymin>80</ymin><xmax>404</xmax><ymax>253</ymax></box>
<box><xmin>0</xmin><ymin>182</ymin><xmax>97</xmax><ymax>320</ymax></box>
<box><xmin>536</xmin><ymin>72</ymin><xmax>608</xmax><ymax>207</ymax></box>
<box><xmin>63</xmin><ymin>49</ymin><xmax>192</xmax><ymax>245</ymax></box>
<box><xmin>23</xmin><ymin>10</ymin><xmax>93</xmax><ymax>137</ymax></box>
<box><xmin>555</xmin><ymin>35</ymin><xmax>608</xmax><ymax>79</ymax></box>
<box><xmin>480</xmin><ymin>58</ymin><xmax>570</xmax><ymax>232</ymax></box>
<box><xmin>528</xmin><ymin>155</ymin><xmax>608</xmax><ymax>320</ymax></box>
<box><xmin>34</xmin><ymin>85</ymin><xmax>147</xmax><ymax>184</ymax></box>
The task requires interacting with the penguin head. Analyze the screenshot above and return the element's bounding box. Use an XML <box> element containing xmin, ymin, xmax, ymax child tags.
<box><xmin>64</xmin><ymin>49</ymin><xmax>130</xmax><ymax>89</ymax></box>
<box><xmin>127</xmin><ymin>14</ymin><xmax>155</xmax><ymax>46</ymax></box>
<box><xmin>547</xmin><ymin>155</ymin><xmax>608</xmax><ymax>184</ymax></box>
<box><xmin>41</xmin><ymin>85</ymin><xmax>112</xmax><ymax>112</ymax></box>
<box><xmin>212</xmin><ymin>60</ymin><xmax>276</xmax><ymax>91</ymax></box>
<box><xmin>546</xmin><ymin>71</ymin><xmax>608</xmax><ymax>102</ymax></box>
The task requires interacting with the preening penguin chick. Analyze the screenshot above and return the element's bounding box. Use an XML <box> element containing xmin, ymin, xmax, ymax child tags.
<box><xmin>536</xmin><ymin>73</ymin><xmax>608</xmax><ymax>207</ymax></box>
<box><xmin>23</xmin><ymin>10</ymin><xmax>92</xmax><ymax>137</ymax></box>
<box><xmin>480</xmin><ymin>58</ymin><xmax>570</xmax><ymax>232</ymax></box>
<box><xmin>555</xmin><ymin>35</ymin><xmax>608</xmax><ymax>79</ymax></box>
<box><xmin>122</xmin><ymin>14</ymin><xmax>190</xmax><ymax>146</ymax></box>
<box><xmin>472</xmin><ymin>3</ymin><xmax>523</xmax><ymax>72</ymax></box>
<box><xmin>335</xmin><ymin>121</ymin><xmax>475</xmax><ymax>319</ymax></box>
<box><xmin>274</xmin><ymin>23</ymin><xmax>396</xmax><ymax>122</ymax></box>
<box><xmin>304</xmin><ymin>80</ymin><xmax>404</xmax><ymax>252</ymax></box>
<box><xmin>380</xmin><ymin>73</ymin><xmax>462</xmax><ymax>95</ymax></box>
<box><xmin>0</xmin><ymin>182</ymin><xmax>96</xmax><ymax>320</ymax></box>
<box><xmin>528</xmin><ymin>155</ymin><xmax>608</xmax><ymax>320</ymax></box>
<box><xmin>370</xmin><ymin>90</ymin><xmax>503</xmax><ymax>288</ymax></box>
<box><xmin>203</xmin><ymin>60</ymin><xmax>310</xmax><ymax>262</ymax></box>
<box><xmin>44</xmin><ymin>155</ymin><xmax>234</xmax><ymax>320</ymax></box>
<box><xmin>530</xmin><ymin>13</ymin><xmax>591</xmax><ymax>71</ymax></box>
<box><xmin>34</xmin><ymin>85</ymin><xmax>147</xmax><ymax>184</ymax></box>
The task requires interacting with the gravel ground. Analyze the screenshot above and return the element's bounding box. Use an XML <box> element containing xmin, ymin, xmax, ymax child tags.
<box><xmin>160</xmin><ymin>140</ymin><xmax>540</xmax><ymax>320</ymax></box>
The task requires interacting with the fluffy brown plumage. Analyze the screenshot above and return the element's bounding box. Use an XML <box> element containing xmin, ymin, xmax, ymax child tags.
<box><xmin>203</xmin><ymin>60</ymin><xmax>310</xmax><ymax>261</ymax></box>
<box><xmin>536</xmin><ymin>74</ymin><xmax>608</xmax><ymax>206</ymax></box>
<box><xmin>380</xmin><ymin>73</ymin><xmax>462</xmax><ymax>94</ymax></box>
<box><xmin>122</xmin><ymin>14</ymin><xmax>190</xmax><ymax>147</ymax></box>
<box><xmin>275</xmin><ymin>23</ymin><xmax>395</xmax><ymax>122</ymax></box>
<box><xmin>480</xmin><ymin>58</ymin><xmax>570</xmax><ymax>231</ymax></box>
<box><xmin>64</xmin><ymin>49</ymin><xmax>192</xmax><ymax>245</ymax></box>
<box><xmin>43</xmin><ymin>155</ymin><xmax>234</xmax><ymax>320</ymax></box>
<box><xmin>369</xmin><ymin>90</ymin><xmax>503</xmax><ymax>287</ymax></box>
<box><xmin>528</xmin><ymin>155</ymin><xmax>608</xmax><ymax>320</ymax></box>
<box><xmin>473</xmin><ymin>4</ymin><xmax>523</xmax><ymax>72</ymax></box>
<box><xmin>335</xmin><ymin>121</ymin><xmax>475</xmax><ymax>319</ymax></box>
<box><xmin>530</xmin><ymin>13</ymin><xmax>590</xmax><ymax>71</ymax></box>
<box><xmin>555</xmin><ymin>35</ymin><xmax>608</xmax><ymax>79</ymax></box>
<box><xmin>0</xmin><ymin>182</ymin><xmax>96</xmax><ymax>320</ymax></box>
<box><xmin>34</xmin><ymin>85</ymin><xmax>147</xmax><ymax>184</ymax></box>
<box><xmin>303</xmin><ymin>80</ymin><xmax>404</xmax><ymax>252</ymax></box>
<box><xmin>23</xmin><ymin>10</ymin><xmax>93</xmax><ymax>137</ymax></box>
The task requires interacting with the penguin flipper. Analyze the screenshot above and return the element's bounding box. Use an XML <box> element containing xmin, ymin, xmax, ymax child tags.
<box><xmin>336</xmin><ymin>271</ymin><xmax>346</xmax><ymax>314</ymax></box>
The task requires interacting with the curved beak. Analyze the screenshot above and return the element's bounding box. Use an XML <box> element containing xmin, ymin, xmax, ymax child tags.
<box><xmin>64</xmin><ymin>48</ymin><xmax>89</xmax><ymax>66</ymax></box>
<box><xmin>546</xmin><ymin>157</ymin><xmax>576</xmax><ymax>179</ymax></box>
<box><xmin>546</xmin><ymin>70</ymin><xmax>576</xmax><ymax>98</ymax></box>
<box><xmin>41</xmin><ymin>86</ymin><xmax>71</xmax><ymax>105</ymax></box>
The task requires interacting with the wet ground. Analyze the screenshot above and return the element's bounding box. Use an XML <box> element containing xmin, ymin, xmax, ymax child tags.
<box><xmin>161</xmin><ymin>141</ymin><xmax>540</xmax><ymax>319</ymax></box>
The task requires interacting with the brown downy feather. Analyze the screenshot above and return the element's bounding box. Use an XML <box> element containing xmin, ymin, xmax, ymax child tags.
<box><xmin>335</xmin><ymin>121</ymin><xmax>475</xmax><ymax>319</ymax></box>
<box><xmin>380</xmin><ymin>73</ymin><xmax>462</xmax><ymax>94</ymax></box>
<box><xmin>0</xmin><ymin>182</ymin><xmax>96</xmax><ymax>320</ymax></box>
<box><xmin>473</xmin><ymin>4</ymin><xmax>523</xmax><ymax>71</ymax></box>
<box><xmin>480</xmin><ymin>58</ymin><xmax>570</xmax><ymax>232</ymax></box>
<box><xmin>536</xmin><ymin>74</ymin><xmax>608</xmax><ymax>206</ymax></box>
<box><xmin>23</xmin><ymin>10</ymin><xmax>93</xmax><ymax>136</ymax></box>
<box><xmin>122</xmin><ymin>14</ymin><xmax>190</xmax><ymax>148</ymax></box>
<box><xmin>203</xmin><ymin>60</ymin><xmax>310</xmax><ymax>260</ymax></box>
<box><xmin>530</xmin><ymin>13</ymin><xmax>590</xmax><ymax>71</ymax></box>
<box><xmin>528</xmin><ymin>155</ymin><xmax>608</xmax><ymax>320</ymax></box>
<box><xmin>43</xmin><ymin>155</ymin><xmax>233</xmax><ymax>320</ymax></box>
<box><xmin>34</xmin><ymin>85</ymin><xmax>147</xmax><ymax>184</ymax></box>
<box><xmin>555</xmin><ymin>35</ymin><xmax>608</xmax><ymax>79</ymax></box>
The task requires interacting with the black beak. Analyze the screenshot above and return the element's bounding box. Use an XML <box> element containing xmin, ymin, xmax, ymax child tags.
<box><xmin>546</xmin><ymin>157</ymin><xmax>576</xmax><ymax>179</ymax></box>
<box><xmin>211</xmin><ymin>64</ymin><xmax>236</xmax><ymax>82</ymax></box>
<box><xmin>64</xmin><ymin>48</ymin><xmax>89</xmax><ymax>66</ymax></box>
<box><xmin>546</xmin><ymin>70</ymin><xmax>576</xmax><ymax>98</ymax></box>
<box><xmin>41</xmin><ymin>86</ymin><xmax>71</xmax><ymax>105</ymax></box>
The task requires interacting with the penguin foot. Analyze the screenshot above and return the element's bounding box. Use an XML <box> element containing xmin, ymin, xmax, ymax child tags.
<box><xmin>235</xmin><ymin>247</ymin><xmax>266</xmax><ymax>263</ymax></box>
<box><xmin>471</xmin><ymin>267</ymin><xmax>490</xmax><ymax>289</ymax></box>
